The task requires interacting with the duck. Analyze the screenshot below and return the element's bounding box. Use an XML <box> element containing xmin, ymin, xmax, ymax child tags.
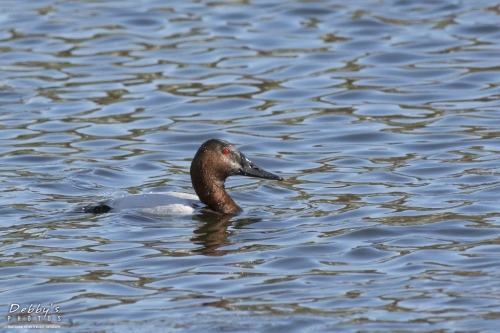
<box><xmin>82</xmin><ymin>139</ymin><xmax>283</xmax><ymax>215</ymax></box>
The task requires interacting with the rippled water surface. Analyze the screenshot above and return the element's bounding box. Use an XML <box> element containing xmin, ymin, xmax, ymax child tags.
<box><xmin>2</xmin><ymin>0</ymin><xmax>500</xmax><ymax>331</ymax></box>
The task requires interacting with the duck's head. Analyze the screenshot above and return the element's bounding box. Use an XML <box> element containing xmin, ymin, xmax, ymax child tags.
<box><xmin>190</xmin><ymin>139</ymin><xmax>283</xmax><ymax>214</ymax></box>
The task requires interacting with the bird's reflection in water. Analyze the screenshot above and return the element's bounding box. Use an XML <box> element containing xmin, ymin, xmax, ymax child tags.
<box><xmin>191</xmin><ymin>209</ymin><xmax>262</xmax><ymax>256</ymax></box>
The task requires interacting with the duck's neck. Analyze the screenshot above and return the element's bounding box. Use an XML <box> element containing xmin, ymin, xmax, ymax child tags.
<box><xmin>193</xmin><ymin>177</ymin><xmax>242</xmax><ymax>214</ymax></box>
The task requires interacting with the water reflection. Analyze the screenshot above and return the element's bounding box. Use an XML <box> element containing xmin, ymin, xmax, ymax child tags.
<box><xmin>190</xmin><ymin>211</ymin><xmax>235</xmax><ymax>256</ymax></box>
<box><xmin>193</xmin><ymin>212</ymin><xmax>268</xmax><ymax>256</ymax></box>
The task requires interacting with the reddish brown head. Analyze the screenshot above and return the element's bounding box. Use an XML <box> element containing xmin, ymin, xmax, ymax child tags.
<box><xmin>190</xmin><ymin>139</ymin><xmax>282</xmax><ymax>214</ymax></box>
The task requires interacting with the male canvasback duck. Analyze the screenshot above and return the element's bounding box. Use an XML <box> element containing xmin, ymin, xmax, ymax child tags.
<box><xmin>83</xmin><ymin>139</ymin><xmax>283</xmax><ymax>215</ymax></box>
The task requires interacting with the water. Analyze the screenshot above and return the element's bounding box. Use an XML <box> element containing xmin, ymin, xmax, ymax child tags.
<box><xmin>1</xmin><ymin>0</ymin><xmax>500</xmax><ymax>331</ymax></box>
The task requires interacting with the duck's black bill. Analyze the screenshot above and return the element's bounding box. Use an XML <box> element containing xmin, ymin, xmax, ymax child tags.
<box><xmin>238</xmin><ymin>153</ymin><xmax>283</xmax><ymax>181</ymax></box>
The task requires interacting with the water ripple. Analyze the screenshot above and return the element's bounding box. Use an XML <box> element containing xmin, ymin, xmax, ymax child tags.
<box><xmin>1</xmin><ymin>0</ymin><xmax>500</xmax><ymax>332</ymax></box>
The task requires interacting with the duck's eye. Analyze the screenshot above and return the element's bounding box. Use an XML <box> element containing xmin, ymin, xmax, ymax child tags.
<box><xmin>222</xmin><ymin>147</ymin><xmax>230</xmax><ymax>155</ymax></box>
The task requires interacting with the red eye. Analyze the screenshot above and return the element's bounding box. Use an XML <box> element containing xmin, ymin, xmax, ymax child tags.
<box><xmin>222</xmin><ymin>147</ymin><xmax>230</xmax><ymax>155</ymax></box>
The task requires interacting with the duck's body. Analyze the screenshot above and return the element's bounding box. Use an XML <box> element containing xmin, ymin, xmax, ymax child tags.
<box><xmin>83</xmin><ymin>139</ymin><xmax>283</xmax><ymax>215</ymax></box>
<box><xmin>99</xmin><ymin>192</ymin><xmax>200</xmax><ymax>215</ymax></box>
